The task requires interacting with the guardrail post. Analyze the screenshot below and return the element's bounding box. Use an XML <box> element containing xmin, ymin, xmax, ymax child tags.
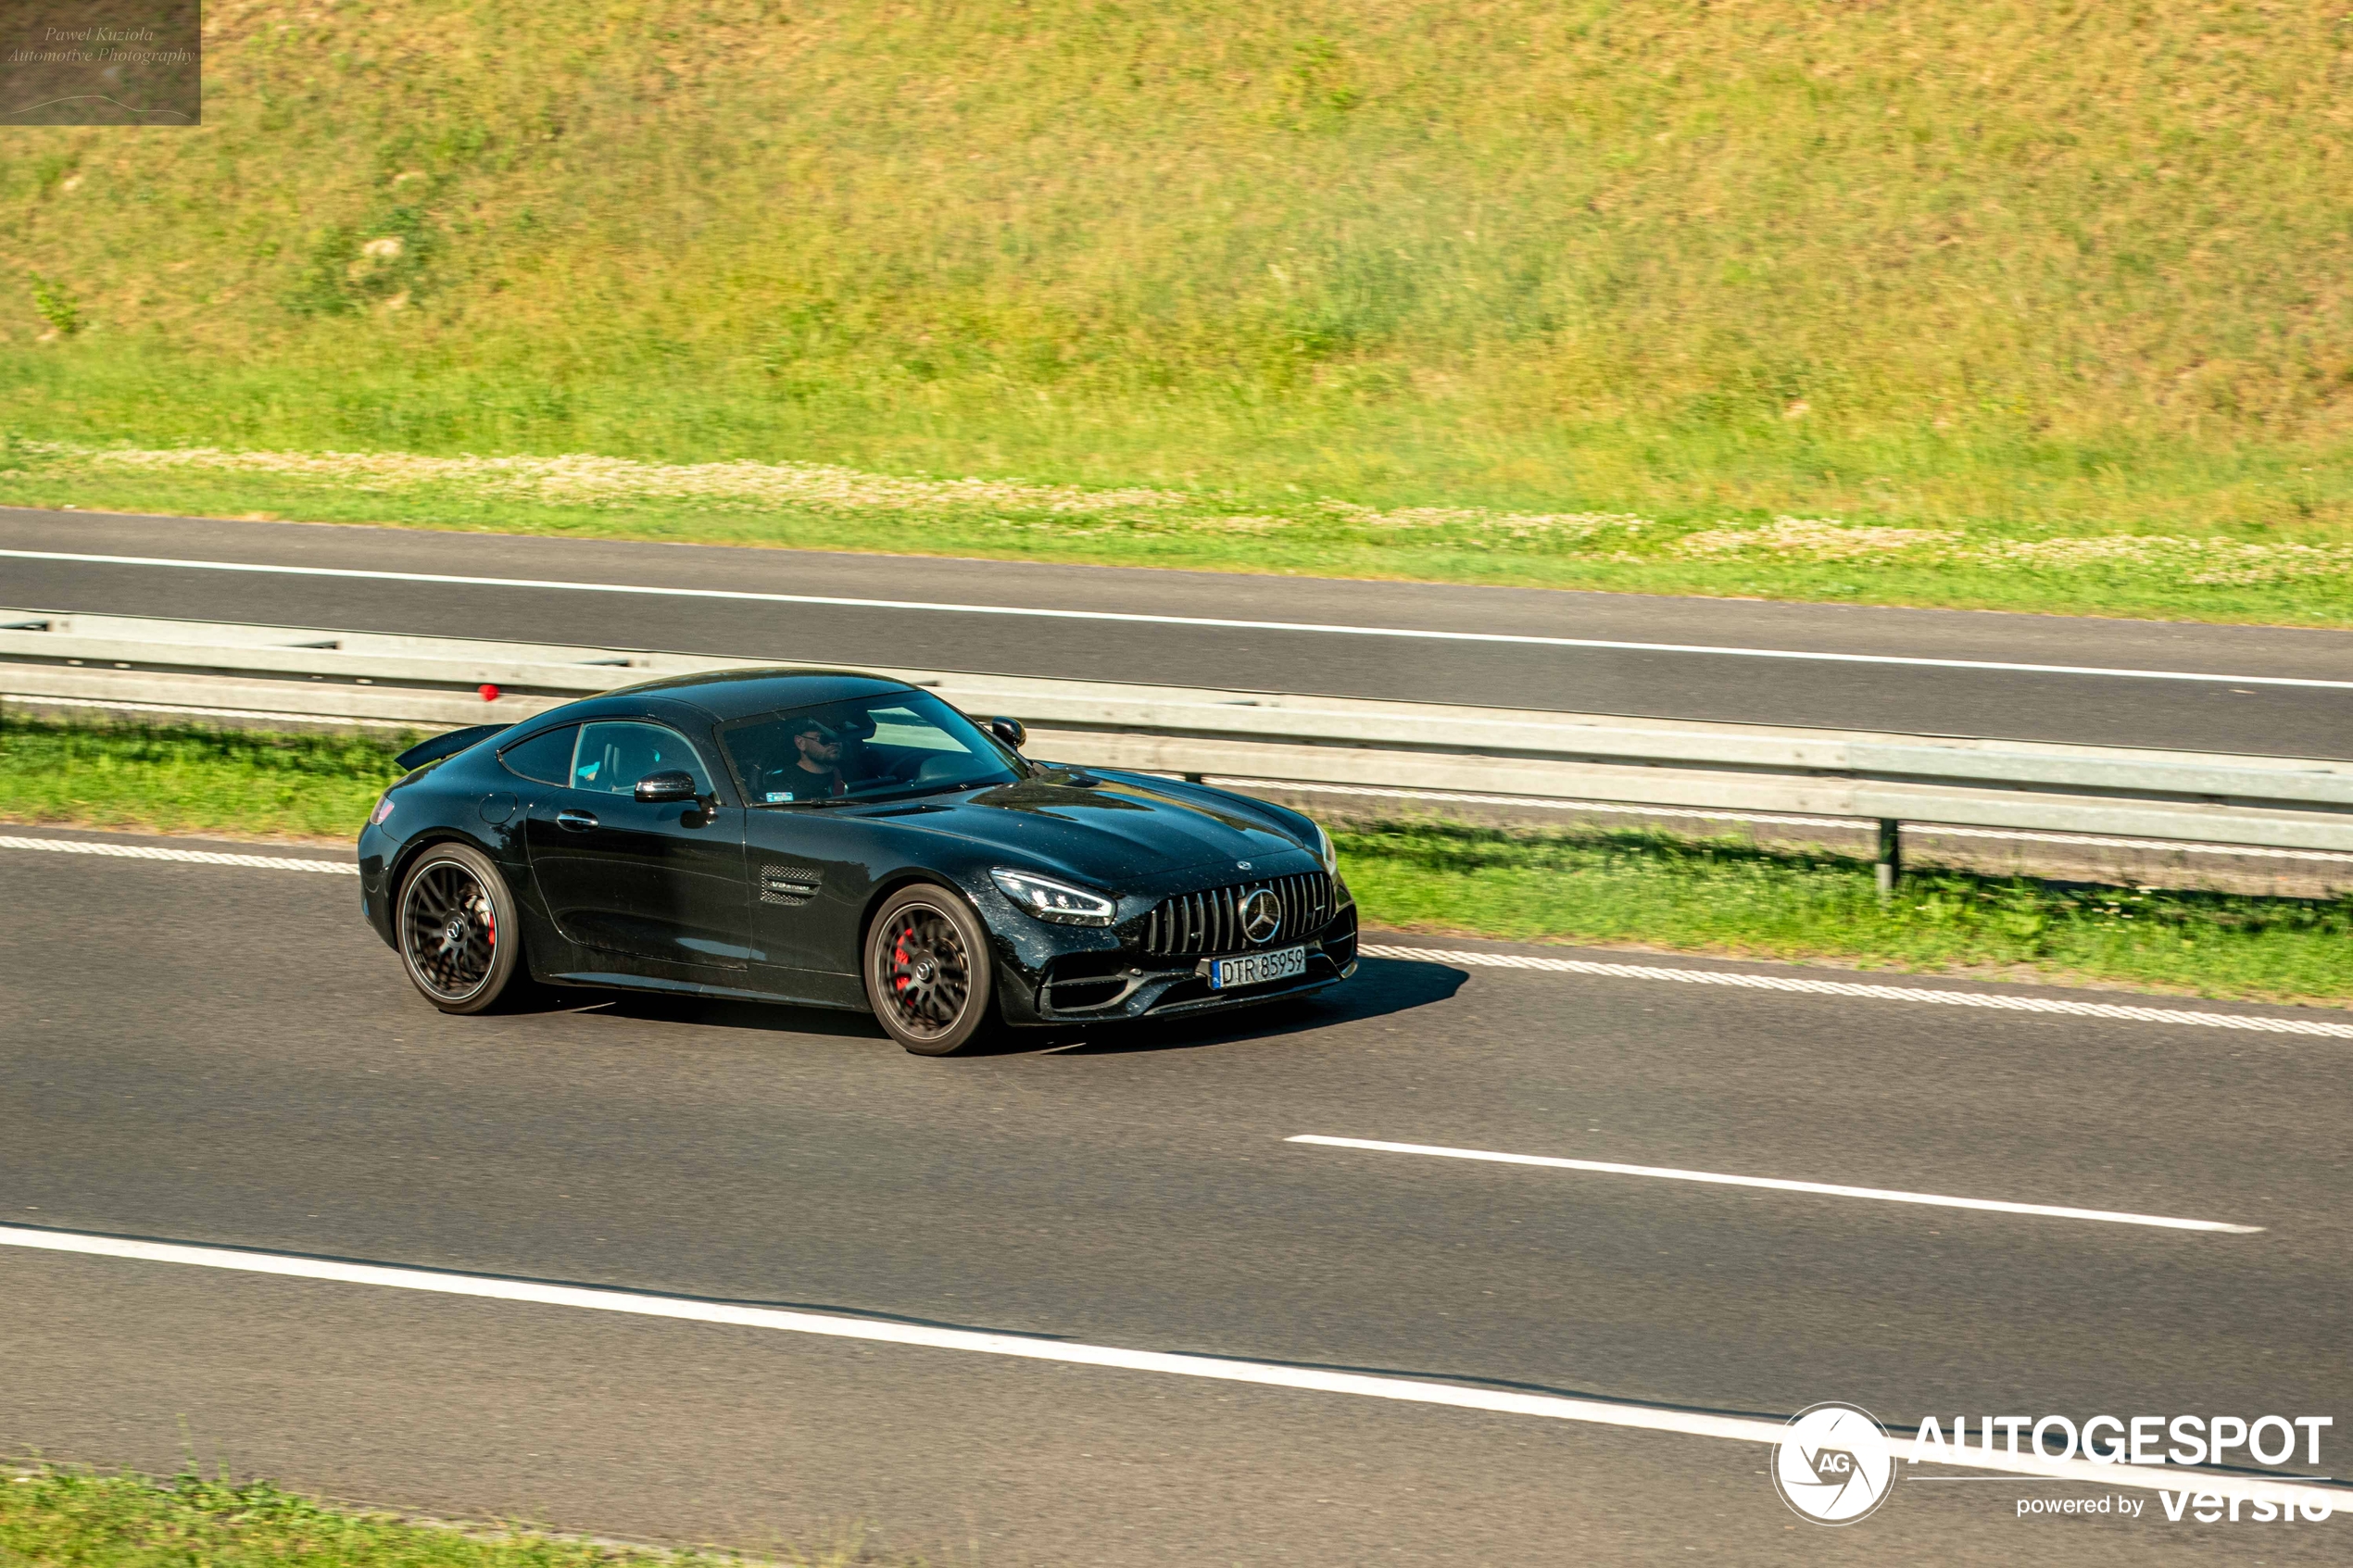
<box><xmin>1876</xmin><ymin>819</ymin><xmax>1901</xmax><ymax>903</ymax></box>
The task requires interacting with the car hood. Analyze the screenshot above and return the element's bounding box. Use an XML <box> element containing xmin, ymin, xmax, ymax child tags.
<box><xmin>883</xmin><ymin>772</ymin><xmax>1315</xmax><ymax>888</ymax></box>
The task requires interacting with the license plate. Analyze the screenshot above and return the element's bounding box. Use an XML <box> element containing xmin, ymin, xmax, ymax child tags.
<box><xmin>1209</xmin><ymin>945</ymin><xmax>1307</xmax><ymax>990</ymax></box>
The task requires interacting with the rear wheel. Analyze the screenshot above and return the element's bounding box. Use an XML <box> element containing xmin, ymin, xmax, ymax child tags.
<box><xmin>397</xmin><ymin>843</ymin><xmax>523</xmax><ymax>1014</ymax></box>
<box><xmin>865</xmin><ymin>883</ymin><xmax>998</xmax><ymax>1056</ymax></box>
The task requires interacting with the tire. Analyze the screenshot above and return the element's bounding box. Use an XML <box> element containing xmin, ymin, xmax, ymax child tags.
<box><xmin>864</xmin><ymin>882</ymin><xmax>1000</xmax><ymax>1056</ymax></box>
<box><xmin>396</xmin><ymin>842</ymin><xmax>525</xmax><ymax>1015</ymax></box>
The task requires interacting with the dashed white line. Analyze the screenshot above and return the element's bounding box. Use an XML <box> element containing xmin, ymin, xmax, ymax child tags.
<box><xmin>1359</xmin><ymin>944</ymin><xmax>2353</xmax><ymax>1038</ymax></box>
<box><xmin>1286</xmin><ymin>1135</ymin><xmax>2264</xmax><ymax>1233</ymax></box>
<box><xmin>7</xmin><ymin>548</ymin><xmax>2350</xmax><ymax>689</ymax></box>
<box><xmin>0</xmin><ymin>834</ymin><xmax>355</xmax><ymax>873</ymax></box>
<box><xmin>0</xmin><ymin>1223</ymin><xmax>2336</xmax><ymax>1509</ymax></box>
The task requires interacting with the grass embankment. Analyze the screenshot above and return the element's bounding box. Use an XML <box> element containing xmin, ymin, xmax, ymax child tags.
<box><xmin>6</xmin><ymin>2</ymin><xmax>2353</xmax><ymax>622</ymax></box>
<box><xmin>0</xmin><ymin>1466</ymin><xmax>891</xmax><ymax>1568</ymax></box>
<box><xmin>6</xmin><ymin>714</ymin><xmax>2348</xmax><ymax>1007</ymax></box>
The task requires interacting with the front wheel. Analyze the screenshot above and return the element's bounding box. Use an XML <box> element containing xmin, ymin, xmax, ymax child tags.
<box><xmin>864</xmin><ymin>883</ymin><xmax>999</xmax><ymax>1056</ymax></box>
<box><xmin>397</xmin><ymin>843</ymin><xmax>524</xmax><ymax>1014</ymax></box>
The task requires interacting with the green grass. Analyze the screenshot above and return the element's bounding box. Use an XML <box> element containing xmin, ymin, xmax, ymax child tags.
<box><xmin>0</xmin><ymin>711</ymin><xmax>404</xmax><ymax>840</ymax></box>
<box><xmin>5</xmin><ymin>714</ymin><xmax>2347</xmax><ymax>1006</ymax></box>
<box><xmin>1340</xmin><ymin>824</ymin><xmax>2353</xmax><ymax>1007</ymax></box>
<box><xmin>0</xmin><ymin>1466</ymin><xmax>896</xmax><ymax>1568</ymax></box>
<box><xmin>6</xmin><ymin>1</ymin><xmax>2353</xmax><ymax>622</ymax></box>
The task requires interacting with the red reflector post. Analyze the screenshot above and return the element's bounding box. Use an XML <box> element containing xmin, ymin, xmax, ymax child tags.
<box><xmin>479</xmin><ymin>684</ymin><xmax>501</xmax><ymax>702</ymax></box>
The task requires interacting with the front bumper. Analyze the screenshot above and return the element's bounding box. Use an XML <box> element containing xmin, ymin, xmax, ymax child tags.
<box><xmin>1001</xmin><ymin>904</ymin><xmax>1359</xmax><ymax>1026</ymax></box>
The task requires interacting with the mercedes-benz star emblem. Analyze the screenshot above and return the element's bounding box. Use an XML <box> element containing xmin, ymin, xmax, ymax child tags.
<box><xmin>1240</xmin><ymin>888</ymin><xmax>1282</xmax><ymax>945</ymax></box>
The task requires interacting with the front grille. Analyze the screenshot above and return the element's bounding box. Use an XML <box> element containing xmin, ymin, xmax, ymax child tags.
<box><xmin>1140</xmin><ymin>870</ymin><xmax>1334</xmax><ymax>958</ymax></box>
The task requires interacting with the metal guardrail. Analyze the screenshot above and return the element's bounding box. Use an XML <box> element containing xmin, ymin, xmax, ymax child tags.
<box><xmin>7</xmin><ymin>608</ymin><xmax>2353</xmax><ymax>870</ymax></box>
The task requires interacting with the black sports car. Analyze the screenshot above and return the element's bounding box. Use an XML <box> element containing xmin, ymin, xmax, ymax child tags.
<box><xmin>358</xmin><ymin>667</ymin><xmax>1357</xmax><ymax>1053</ymax></box>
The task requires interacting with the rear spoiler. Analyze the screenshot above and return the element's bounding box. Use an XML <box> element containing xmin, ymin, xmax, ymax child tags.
<box><xmin>395</xmin><ymin>722</ymin><xmax>512</xmax><ymax>771</ymax></box>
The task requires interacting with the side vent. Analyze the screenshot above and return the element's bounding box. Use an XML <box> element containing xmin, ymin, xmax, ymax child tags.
<box><xmin>760</xmin><ymin>865</ymin><xmax>823</xmax><ymax>907</ymax></box>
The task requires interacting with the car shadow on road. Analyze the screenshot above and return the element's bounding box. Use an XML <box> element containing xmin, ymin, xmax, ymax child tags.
<box><xmin>543</xmin><ymin>954</ymin><xmax>1466</xmax><ymax>1058</ymax></box>
<box><xmin>1005</xmin><ymin>953</ymin><xmax>1470</xmax><ymax>1057</ymax></box>
<box><xmin>536</xmin><ymin>987</ymin><xmax>887</xmax><ymax>1042</ymax></box>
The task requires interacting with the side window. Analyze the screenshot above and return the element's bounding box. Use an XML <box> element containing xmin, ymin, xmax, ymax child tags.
<box><xmin>498</xmin><ymin>724</ymin><xmax>578</xmax><ymax>786</ymax></box>
<box><xmin>572</xmin><ymin>721</ymin><xmax>714</xmax><ymax>797</ymax></box>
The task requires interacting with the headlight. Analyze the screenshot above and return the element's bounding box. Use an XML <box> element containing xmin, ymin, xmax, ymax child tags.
<box><xmin>369</xmin><ymin>795</ymin><xmax>396</xmax><ymax>827</ymax></box>
<box><xmin>990</xmin><ymin>868</ymin><xmax>1116</xmax><ymax>926</ymax></box>
<box><xmin>1309</xmin><ymin>819</ymin><xmax>1337</xmax><ymax>873</ymax></box>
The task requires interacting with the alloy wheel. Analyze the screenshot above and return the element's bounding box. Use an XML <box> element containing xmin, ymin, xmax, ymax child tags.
<box><xmin>401</xmin><ymin>859</ymin><xmax>500</xmax><ymax>1002</ymax></box>
<box><xmin>879</xmin><ymin>903</ymin><xmax>972</xmax><ymax>1041</ymax></box>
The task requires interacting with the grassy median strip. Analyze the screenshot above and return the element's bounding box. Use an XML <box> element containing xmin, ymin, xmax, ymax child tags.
<box><xmin>5</xmin><ymin>714</ymin><xmax>2348</xmax><ymax>1007</ymax></box>
<box><xmin>0</xmin><ymin>711</ymin><xmax>403</xmax><ymax>842</ymax></box>
<box><xmin>0</xmin><ymin>1466</ymin><xmax>896</xmax><ymax>1568</ymax></box>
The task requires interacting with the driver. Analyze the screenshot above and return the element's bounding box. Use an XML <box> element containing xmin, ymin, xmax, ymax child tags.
<box><xmin>777</xmin><ymin>715</ymin><xmax>849</xmax><ymax>800</ymax></box>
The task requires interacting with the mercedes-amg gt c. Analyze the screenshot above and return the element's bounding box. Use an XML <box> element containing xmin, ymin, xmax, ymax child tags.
<box><xmin>358</xmin><ymin>668</ymin><xmax>1356</xmax><ymax>1053</ymax></box>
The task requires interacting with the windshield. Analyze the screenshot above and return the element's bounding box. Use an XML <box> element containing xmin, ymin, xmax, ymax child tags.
<box><xmin>718</xmin><ymin>689</ymin><xmax>1026</xmax><ymax>807</ymax></box>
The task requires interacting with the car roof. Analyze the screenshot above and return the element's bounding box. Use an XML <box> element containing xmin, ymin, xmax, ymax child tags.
<box><xmin>599</xmin><ymin>666</ymin><xmax>917</xmax><ymax>722</ymax></box>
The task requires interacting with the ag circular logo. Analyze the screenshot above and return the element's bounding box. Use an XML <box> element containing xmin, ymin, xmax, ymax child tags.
<box><xmin>1771</xmin><ymin>1402</ymin><xmax>1898</xmax><ymax>1525</ymax></box>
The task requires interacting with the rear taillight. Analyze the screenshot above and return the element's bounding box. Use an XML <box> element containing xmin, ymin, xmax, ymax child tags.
<box><xmin>369</xmin><ymin>796</ymin><xmax>396</xmax><ymax>826</ymax></box>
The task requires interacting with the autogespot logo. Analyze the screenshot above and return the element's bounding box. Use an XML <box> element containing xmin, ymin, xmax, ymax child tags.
<box><xmin>1773</xmin><ymin>1402</ymin><xmax>1900</xmax><ymax>1525</ymax></box>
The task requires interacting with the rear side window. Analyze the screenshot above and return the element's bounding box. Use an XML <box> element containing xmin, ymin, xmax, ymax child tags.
<box><xmin>498</xmin><ymin>724</ymin><xmax>577</xmax><ymax>785</ymax></box>
<box><xmin>571</xmin><ymin>721</ymin><xmax>713</xmax><ymax>797</ymax></box>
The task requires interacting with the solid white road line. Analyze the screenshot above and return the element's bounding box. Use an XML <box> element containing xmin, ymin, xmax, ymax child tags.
<box><xmin>1357</xmin><ymin>944</ymin><xmax>2353</xmax><ymax>1038</ymax></box>
<box><xmin>5</xmin><ymin>836</ymin><xmax>2342</xmax><ymax>1036</ymax></box>
<box><xmin>1286</xmin><ymin>1135</ymin><xmax>2264</xmax><ymax>1234</ymax></box>
<box><xmin>1</xmin><ymin>1223</ymin><xmax>2334</xmax><ymax>1508</ymax></box>
<box><xmin>0</xmin><ymin>834</ymin><xmax>355</xmax><ymax>873</ymax></box>
<box><xmin>7</xmin><ymin>548</ymin><xmax>2350</xmax><ymax>689</ymax></box>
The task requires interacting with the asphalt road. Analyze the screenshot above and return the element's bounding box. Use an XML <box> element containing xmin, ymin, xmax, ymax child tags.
<box><xmin>6</xmin><ymin>508</ymin><xmax>2353</xmax><ymax>757</ymax></box>
<box><xmin>4</xmin><ymin>833</ymin><xmax>2347</xmax><ymax>1562</ymax></box>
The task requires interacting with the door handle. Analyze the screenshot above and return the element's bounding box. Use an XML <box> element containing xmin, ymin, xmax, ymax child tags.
<box><xmin>556</xmin><ymin>809</ymin><xmax>599</xmax><ymax>832</ymax></box>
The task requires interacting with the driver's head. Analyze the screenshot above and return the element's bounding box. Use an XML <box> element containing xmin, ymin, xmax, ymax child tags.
<box><xmin>789</xmin><ymin>716</ymin><xmax>842</xmax><ymax>768</ymax></box>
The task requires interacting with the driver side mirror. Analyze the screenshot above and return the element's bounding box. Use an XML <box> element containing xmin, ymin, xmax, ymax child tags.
<box><xmin>634</xmin><ymin>770</ymin><xmax>702</xmax><ymax>804</ymax></box>
<box><xmin>988</xmin><ymin>716</ymin><xmax>1027</xmax><ymax>750</ymax></box>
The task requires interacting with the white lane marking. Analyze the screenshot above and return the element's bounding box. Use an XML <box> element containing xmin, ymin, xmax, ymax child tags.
<box><xmin>1358</xmin><ymin>944</ymin><xmax>2353</xmax><ymax>1038</ymax></box>
<box><xmin>6</xmin><ymin>834</ymin><xmax>2341</xmax><ymax>1037</ymax></box>
<box><xmin>6</xmin><ymin>549</ymin><xmax>2349</xmax><ymax>690</ymax></box>
<box><xmin>2</xmin><ymin>1224</ymin><xmax>2336</xmax><ymax>1508</ymax></box>
<box><xmin>1286</xmin><ymin>1135</ymin><xmax>2263</xmax><ymax>1234</ymax></box>
<box><xmin>0</xmin><ymin>834</ymin><xmax>355</xmax><ymax>873</ymax></box>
